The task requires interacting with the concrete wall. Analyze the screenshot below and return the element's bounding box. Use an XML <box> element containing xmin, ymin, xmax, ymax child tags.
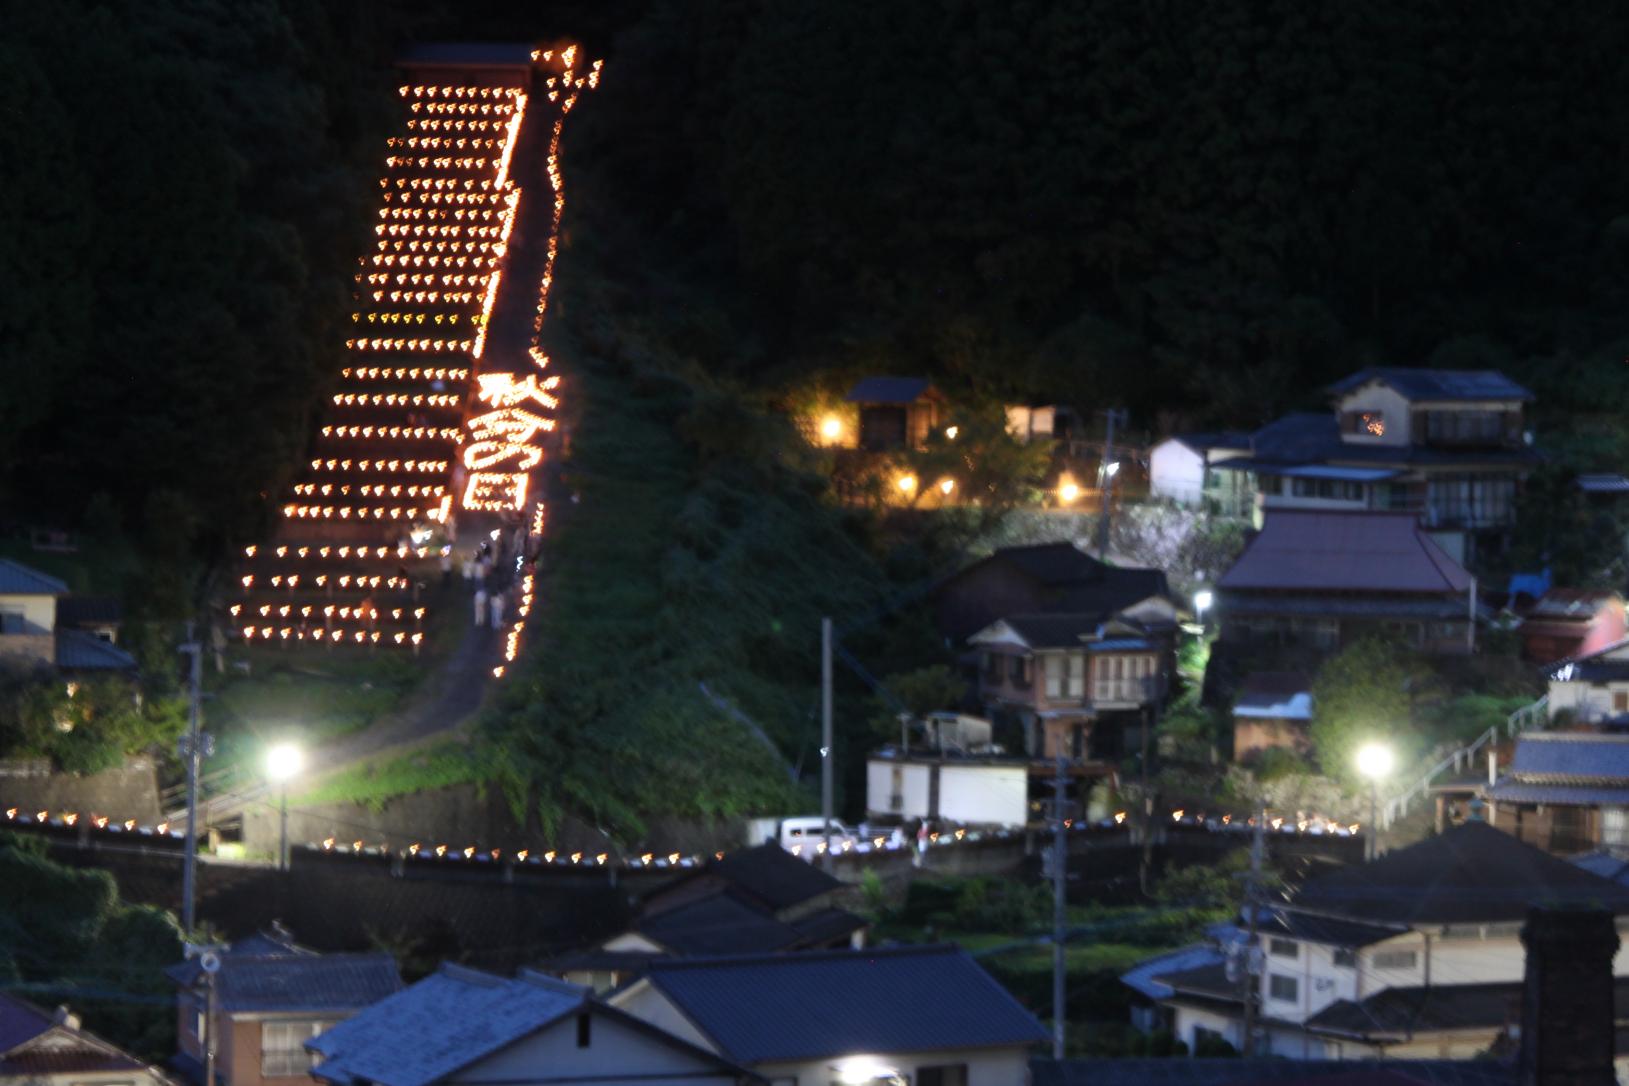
<box><xmin>0</xmin><ymin>756</ymin><xmax>161</xmax><ymax>823</ymax></box>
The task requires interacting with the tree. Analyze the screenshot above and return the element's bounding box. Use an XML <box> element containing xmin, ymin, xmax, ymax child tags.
<box><xmin>1308</xmin><ymin>639</ymin><xmax>1419</xmax><ymax>782</ymax></box>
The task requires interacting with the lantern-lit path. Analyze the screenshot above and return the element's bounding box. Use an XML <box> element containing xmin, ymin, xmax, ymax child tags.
<box><xmin>189</xmin><ymin>46</ymin><xmax>600</xmax><ymax>830</ymax></box>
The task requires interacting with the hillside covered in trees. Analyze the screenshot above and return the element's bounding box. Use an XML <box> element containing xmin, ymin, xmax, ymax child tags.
<box><xmin>7</xmin><ymin>1</ymin><xmax>1629</xmax><ymax>836</ymax></box>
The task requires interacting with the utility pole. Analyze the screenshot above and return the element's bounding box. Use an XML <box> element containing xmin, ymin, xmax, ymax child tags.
<box><xmin>1048</xmin><ymin>755</ymin><xmax>1069</xmax><ymax>1059</ymax></box>
<box><xmin>1238</xmin><ymin>797</ymin><xmax>1267</xmax><ymax>1057</ymax></box>
<box><xmin>1094</xmin><ymin>408</ymin><xmax>1126</xmax><ymax>559</ymax></box>
<box><xmin>180</xmin><ymin>622</ymin><xmax>204</xmax><ymax>936</ymax></box>
<box><xmin>821</xmin><ymin>616</ymin><xmax>834</xmax><ymax>873</ymax></box>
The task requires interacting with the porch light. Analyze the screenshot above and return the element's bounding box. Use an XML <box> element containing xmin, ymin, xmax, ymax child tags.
<box><xmin>896</xmin><ymin>474</ymin><xmax>917</xmax><ymax>494</ymax></box>
<box><xmin>1193</xmin><ymin>589</ymin><xmax>1214</xmax><ymax>617</ymax></box>
<box><xmin>938</xmin><ymin>477</ymin><xmax>955</xmax><ymax>495</ymax></box>
<box><xmin>1058</xmin><ymin>478</ymin><xmax>1080</xmax><ymax>504</ymax></box>
<box><xmin>1104</xmin><ymin>460</ymin><xmax>1121</xmax><ymax>477</ymax></box>
<box><xmin>945</xmin><ymin>425</ymin><xmax>958</xmax><ymax>440</ymax></box>
<box><xmin>820</xmin><ymin>415</ymin><xmax>843</xmax><ymax>443</ymax></box>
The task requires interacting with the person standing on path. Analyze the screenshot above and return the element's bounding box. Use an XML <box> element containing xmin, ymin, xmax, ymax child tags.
<box><xmin>490</xmin><ymin>590</ymin><xmax>506</xmax><ymax>630</ymax></box>
<box><xmin>473</xmin><ymin>586</ymin><xmax>488</xmax><ymax>628</ymax></box>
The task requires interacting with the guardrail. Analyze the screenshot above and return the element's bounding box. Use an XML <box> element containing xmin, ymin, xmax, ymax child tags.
<box><xmin>1381</xmin><ymin>694</ymin><xmax>1547</xmax><ymax>828</ymax></box>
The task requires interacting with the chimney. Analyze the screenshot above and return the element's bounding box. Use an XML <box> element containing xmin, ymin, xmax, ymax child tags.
<box><xmin>1519</xmin><ymin>907</ymin><xmax>1619</xmax><ymax>1086</ymax></box>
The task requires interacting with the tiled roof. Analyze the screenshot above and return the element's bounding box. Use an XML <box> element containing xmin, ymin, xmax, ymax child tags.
<box><xmin>309</xmin><ymin>965</ymin><xmax>586</xmax><ymax>1086</ymax></box>
<box><xmin>1217</xmin><ymin>511</ymin><xmax>1473</xmax><ymax>595</ymax></box>
<box><xmin>992</xmin><ymin>542</ymin><xmax>1109</xmax><ymax>585</ymax></box>
<box><xmin>635</xmin><ymin>945</ymin><xmax>1047</xmax><ymax>1064</ymax></box>
<box><xmin>1289</xmin><ymin>821</ymin><xmax>1629</xmax><ymax>924</ymax></box>
<box><xmin>1505</xmin><ymin>733</ymin><xmax>1629</xmax><ymax>785</ymax></box>
<box><xmin>1303</xmin><ymin>978</ymin><xmax>1556</xmax><ymax>1038</ymax></box>
<box><xmin>56</xmin><ymin>596</ymin><xmax>124</xmax><ymax>625</ymax></box>
<box><xmin>1119</xmin><ymin>943</ymin><xmax>1224</xmax><ymax>1000</ymax></box>
<box><xmin>0</xmin><ymin>993</ymin><xmax>53</xmax><ymax>1052</ymax></box>
<box><xmin>637</xmin><ymin>892</ymin><xmax>808</xmax><ymax>956</ymax></box>
<box><xmin>0</xmin><ymin>1048</ymin><xmax>145</xmax><ymax>1075</ymax></box>
<box><xmin>1258</xmin><ymin>910</ymin><xmax>1404</xmax><ymax>949</ymax></box>
<box><xmin>1486</xmin><ymin>782</ymin><xmax>1629</xmax><ymax>807</ymax></box>
<box><xmin>1578</xmin><ymin>474</ymin><xmax>1629</xmax><ymax>494</ymax></box>
<box><xmin>0</xmin><ymin>994</ymin><xmax>147</xmax><ymax>1077</ymax></box>
<box><xmin>1149</xmin><ymin>961</ymin><xmax>1237</xmax><ymax>1004</ymax></box>
<box><xmin>1327</xmin><ymin>367</ymin><xmax>1534</xmax><ymax>402</ymax></box>
<box><xmin>167</xmin><ymin>948</ymin><xmax>400</xmax><ymax>1013</ymax></box>
<box><xmin>56</xmin><ymin>629</ymin><xmax>138</xmax><ymax>670</ymax></box>
<box><xmin>1171</xmin><ymin>431</ymin><xmax>1253</xmax><ymax>454</ymax></box>
<box><xmin>846</xmin><ymin>376</ymin><xmax>936</xmax><ymax>404</ymax></box>
<box><xmin>703</xmin><ymin>841</ymin><xmax>841</xmax><ymax>912</ymax></box>
<box><xmin>0</xmin><ymin>558</ymin><xmax>69</xmax><ymax>596</ymax></box>
<box><xmin>1000</xmin><ymin>614</ymin><xmax>1100</xmax><ymax>649</ymax></box>
<box><xmin>1571</xmin><ymin>852</ymin><xmax>1629</xmax><ymax>885</ymax></box>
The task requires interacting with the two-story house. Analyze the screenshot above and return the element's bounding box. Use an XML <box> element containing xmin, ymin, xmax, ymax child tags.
<box><xmin>0</xmin><ymin>558</ymin><xmax>136</xmax><ymax>673</ymax></box>
<box><xmin>1141</xmin><ymin>821</ymin><xmax>1629</xmax><ymax>1060</ymax></box>
<box><xmin>1148</xmin><ymin>431</ymin><xmax>1255</xmax><ymax>516</ymax></box>
<box><xmin>1209</xmin><ymin>368</ymin><xmax>1539</xmax><ymax>563</ymax></box>
<box><xmin>167</xmin><ymin>926</ymin><xmax>401</xmax><ymax>1086</ymax></box>
<box><xmin>1214</xmin><ymin>510</ymin><xmax>1481</xmax><ymax>657</ymax></box>
<box><xmin>1485</xmin><ymin>733</ymin><xmax>1629</xmax><ymax>854</ymax></box>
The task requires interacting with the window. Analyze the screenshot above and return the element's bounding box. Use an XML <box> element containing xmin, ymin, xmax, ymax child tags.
<box><xmin>0</xmin><ymin>609</ymin><xmax>23</xmax><ymax>634</ymax></box>
<box><xmin>1425</xmin><ymin>410</ymin><xmax>1507</xmax><ymax>445</ymax></box>
<box><xmin>1342</xmin><ymin>410</ymin><xmax>1386</xmax><ymax>437</ymax></box>
<box><xmin>1614</xmin><ymin>691</ymin><xmax>1629</xmax><ymax>713</ymax></box>
<box><xmin>576</xmin><ymin>1012</ymin><xmax>591</xmax><ymax>1048</ymax></box>
<box><xmin>1268</xmin><ymin>974</ymin><xmax>1299</xmax><ymax>1002</ymax></box>
<box><xmin>1291</xmin><ymin>477</ymin><xmax>1364</xmax><ymax>501</ymax></box>
<box><xmin>1269</xmin><ymin>938</ymin><xmax>1298</xmax><ymax>959</ymax></box>
<box><xmin>1426</xmin><ymin>475</ymin><xmax>1516</xmax><ymax>527</ymax></box>
<box><xmin>1333</xmin><ymin>949</ymin><xmax>1357</xmax><ymax>968</ymax></box>
<box><xmin>261</xmin><ymin>1021</ymin><xmax>328</xmax><ymax>1077</ymax></box>
<box><xmin>1095</xmin><ymin>655</ymin><xmax>1155</xmax><ymax>703</ymax></box>
<box><xmin>1045</xmin><ymin>654</ymin><xmax>1085</xmax><ymax>701</ymax></box>
<box><xmin>983</xmin><ymin>652</ymin><xmax>1001</xmax><ymax>683</ymax></box>
<box><xmin>1009</xmin><ymin>655</ymin><xmax>1030</xmax><ymax>686</ymax></box>
<box><xmin>1372</xmin><ymin>949</ymin><xmax>1418</xmax><ymax>971</ymax></box>
<box><xmin>1605</xmin><ymin>809</ymin><xmax>1629</xmax><ymax>849</ymax></box>
<box><xmin>917</xmin><ymin>1065</ymin><xmax>969</xmax><ymax>1086</ymax></box>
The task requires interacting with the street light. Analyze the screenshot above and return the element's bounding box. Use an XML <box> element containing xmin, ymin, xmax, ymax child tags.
<box><xmin>1355</xmin><ymin>742</ymin><xmax>1394</xmax><ymax>862</ymax></box>
<box><xmin>820</xmin><ymin>415</ymin><xmax>843</xmax><ymax>444</ymax></box>
<box><xmin>265</xmin><ymin>742</ymin><xmax>304</xmax><ymax>871</ymax></box>
<box><xmin>1193</xmin><ymin>589</ymin><xmax>1214</xmax><ymax>621</ymax></box>
<box><xmin>1103</xmin><ymin>461</ymin><xmax>1121</xmax><ymax>478</ymax></box>
<box><xmin>1057</xmin><ymin>477</ymin><xmax>1080</xmax><ymax>505</ymax></box>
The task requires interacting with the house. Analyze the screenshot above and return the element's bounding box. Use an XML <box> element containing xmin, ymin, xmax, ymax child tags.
<box><xmin>1546</xmin><ymin>638</ymin><xmax>1629</xmax><ymax>727</ymax></box>
<box><xmin>933</xmin><ymin>542</ymin><xmax>1174</xmax><ymax>647</ymax></box>
<box><xmin>545</xmin><ymin>843</ymin><xmax>866</xmax><ymax>992</ymax></box>
<box><xmin>1484</xmin><ymin>733</ymin><xmax>1629</xmax><ymax>854</ymax></box>
<box><xmin>56</xmin><ymin>596</ymin><xmax>124</xmax><ymax>646</ymax></box>
<box><xmin>1148</xmin><ymin>432</ymin><xmax>1254</xmax><ymax>515</ymax></box>
<box><xmin>1139</xmin><ymin>821</ymin><xmax>1629</xmax><ymax>1060</ymax></box>
<box><xmin>1214</xmin><ymin>510</ymin><xmax>1480</xmax><ymax>657</ymax></box>
<box><xmin>610</xmin><ymin>944</ymin><xmax>1049</xmax><ymax>1086</ymax></box>
<box><xmin>1231</xmin><ymin>672</ymin><xmax>1313</xmax><ymax>761</ymax></box>
<box><xmin>1208</xmin><ymin>368</ymin><xmax>1538</xmax><ymax>562</ymax></box>
<box><xmin>968</xmin><ymin>613</ymin><xmax>1171</xmax><ymax>761</ymax></box>
<box><xmin>166</xmin><ymin>927</ymin><xmax>401</xmax><ymax>1086</ymax></box>
<box><xmin>1519</xmin><ymin>590</ymin><xmax>1626</xmax><ymax>665</ymax></box>
<box><xmin>845</xmin><ymin>377</ymin><xmax>947</xmax><ymax>451</ymax></box>
<box><xmin>0</xmin><ymin>993</ymin><xmax>171</xmax><ymax>1086</ymax></box>
<box><xmin>306</xmin><ymin>965</ymin><xmax>755</xmax><ymax>1086</ymax></box>
<box><xmin>0</xmin><ymin>559</ymin><xmax>136</xmax><ymax>672</ymax></box>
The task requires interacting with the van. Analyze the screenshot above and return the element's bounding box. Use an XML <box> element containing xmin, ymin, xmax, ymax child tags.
<box><xmin>777</xmin><ymin>816</ymin><xmax>859</xmax><ymax>858</ymax></box>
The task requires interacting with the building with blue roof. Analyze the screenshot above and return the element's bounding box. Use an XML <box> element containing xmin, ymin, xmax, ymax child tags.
<box><xmin>1485</xmin><ymin>732</ymin><xmax>1629</xmax><ymax>854</ymax></box>
<box><xmin>610</xmin><ymin>944</ymin><xmax>1047</xmax><ymax>1086</ymax></box>
<box><xmin>0</xmin><ymin>557</ymin><xmax>135</xmax><ymax>672</ymax></box>
<box><xmin>307</xmin><ymin>963</ymin><xmax>754</xmax><ymax>1086</ymax></box>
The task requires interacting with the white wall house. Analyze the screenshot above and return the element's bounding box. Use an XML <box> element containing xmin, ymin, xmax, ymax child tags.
<box><xmin>1149</xmin><ymin>434</ymin><xmax>1253</xmax><ymax>514</ymax></box>
<box><xmin>1142</xmin><ymin>822</ymin><xmax>1629</xmax><ymax>1061</ymax></box>
<box><xmin>865</xmin><ymin>755</ymin><xmax>1031</xmax><ymax>827</ymax></box>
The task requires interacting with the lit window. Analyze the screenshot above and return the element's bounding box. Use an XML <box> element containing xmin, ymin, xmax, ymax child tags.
<box><xmin>1362</xmin><ymin>412</ymin><xmax>1385</xmax><ymax>436</ymax></box>
<box><xmin>261</xmin><ymin>1021</ymin><xmax>329</xmax><ymax>1077</ymax></box>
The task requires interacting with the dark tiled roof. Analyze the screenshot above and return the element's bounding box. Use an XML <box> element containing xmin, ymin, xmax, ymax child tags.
<box><xmin>1032</xmin><ymin>1058</ymin><xmax>1513</xmax><ymax>1086</ymax></box>
<box><xmin>1119</xmin><ymin>943</ymin><xmax>1224</xmax><ymax>1000</ymax></box>
<box><xmin>1148</xmin><ymin>961</ymin><xmax>1237</xmax><ymax>1004</ymax></box>
<box><xmin>311</xmin><ymin>966</ymin><xmax>583</xmax><ymax>1086</ymax></box>
<box><xmin>56</xmin><ymin>596</ymin><xmax>123</xmax><ymax>625</ymax></box>
<box><xmin>1506</xmin><ymin>733</ymin><xmax>1629</xmax><ymax>784</ymax></box>
<box><xmin>1249</xmin><ymin>413</ymin><xmax>1346</xmax><ymax>462</ymax></box>
<box><xmin>1001</xmin><ymin>614</ymin><xmax>1101</xmax><ymax>649</ymax></box>
<box><xmin>1173</xmin><ymin>431</ymin><xmax>1253</xmax><ymax>453</ymax></box>
<box><xmin>1327</xmin><ymin>368</ymin><xmax>1534</xmax><ymax>402</ymax></box>
<box><xmin>1571</xmin><ymin>852</ymin><xmax>1629</xmax><ymax>885</ymax></box>
<box><xmin>1290</xmin><ymin>821</ymin><xmax>1629</xmax><ymax>924</ymax></box>
<box><xmin>0</xmin><ymin>1048</ymin><xmax>145</xmax><ymax>1075</ymax></box>
<box><xmin>846</xmin><ymin>376</ymin><xmax>937</xmax><ymax>404</ymax></box>
<box><xmin>0</xmin><ymin>559</ymin><xmax>68</xmax><ymax>596</ymax></box>
<box><xmin>168</xmin><ymin>952</ymin><xmax>400</xmax><ymax>1013</ymax></box>
<box><xmin>1578</xmin><ymin>474</ymin><xmax>1629</xmax><ymax>494</ymax></box>
<box><xmin>1056</xmin><ymin>567</ymin><xmax>1172</xmax><ymax>615</ymax></box>
<box><xmin>637</xmin><ymin>892</ymin><xmax>807</xmax><ymax>956</ymax></box>
<box><xmin>638</xmin><ymin>945</ymin><xmax>1047</xmax><ymax>1064</ymax></box>
<box><xmin>1219</xmin><ymin>595</ymin><xmax>1481</xmax><ymax>620</ymax></box>
<box><xmin>1259</xmin><ymin>910</ymin><xmax>1405</xmax><ymax>948</ymax></box>
<box><xmin>56</xmin><ymin>629</ymin><xmax>138</xmax><ymax>670</ymax></box>
<box><xmin>1304</xmin><ymin>978</ymin><xmax>1546</xmax><ymax>1038</ymax></box>
<box><xmin>704</xmin><ymin>841</ymin><xmax>841</xmax><ymax>912</ymax></box>
<box><xmin>1217</xmin><ymin>511</ymin><xmax>1473</xmax><ymax>595</ymax></box>
<box><xmin>786</xmin><ymin>907</ymin><xmax>867</xmax><ymax>946</ymax></box>
<box><xmin>0</xmin><ymin>993</ymin><xmax>52</xmax><ymax>1052</ymax></box>
<box><xmin>1486</xmin><ymin>782</ymin><xmax>1629</xmax><ymax>807</ymax></box>
<box><xmin>993</xmin><ymin>542</ymin><xmax>1109</xmax><ymax>585</ymax></box>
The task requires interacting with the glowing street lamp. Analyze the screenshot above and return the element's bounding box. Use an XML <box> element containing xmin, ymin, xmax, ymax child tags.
<box><xmin>1193</xmin><ymin>589</ymin><xmax>1214</xmax><ymax>618</ymax></box>
<box><xmin>1057</xmin><ymin>478</ymin><xmax>1081</xmax><ymax>505</ymax></box>
<box><xmin>1103</xmin><ymin>460</ymin><xmax>1121</xmax><ymax>478</ymax></box>
<box><xmin>895</xmin><ymin>474</ymin><xmax>917</xmax><ymax>496</ymax></box>
<box><xmin>265</xmin><ymin>742</ymin><xmax>304</xmax><ymax>871</ymax></box>
<box><xmin>820</xmin><ymin>415</ymin><xmax>844</xmax><ymax>444</ymax></box>
<box><xmin>1355</xmin><ymin>742</ymin><xmax>1394</xmax><ymax>861</ymax></box>
<box><xmin>937</xmin><ymin>477</ymin><xmax>955</xmax><ymax>496</ymax></box>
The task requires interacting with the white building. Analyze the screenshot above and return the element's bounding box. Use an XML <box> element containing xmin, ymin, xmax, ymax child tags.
<box><xmin>865</xmin><ymin>753</ymin><xmax>1032</xmax><ymax>827</ymax></box>
<box><xmin>612</xmin><ymin>945</ymin><xmax>1048</xmax><ymax>1086</ymax></box>
<box><xmin>1138</xmin><ymin>821</ymin><xmax>1629</xmax><ymax>1060</ymax></box>
<box><xmin>1148</xmin><ymin>433</ymin><xmax>1253</xmax><ymax>514</ymax></box>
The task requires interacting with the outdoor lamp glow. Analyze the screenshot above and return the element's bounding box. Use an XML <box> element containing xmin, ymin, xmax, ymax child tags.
<box><xmin>1355</xmin><ymin>742</ymin><xmax>1394</xmax><ymax>781</ymax></box>
<box><xmin>896</xmin><ymin>473</ymin><xmax>917</xmax><ymax>494</ymax></box>
<box><xmin>1193</xmin><ymin>589</ymin><xmax>1214</xmax><ymax>615</ymax></box>
<box><xmin>1104</xmin><ymin>460</ymin><xmax>1121</xmax><ymax>477</ymax></box>
<box><xmin>937</xmin><ymin>477</ymin><xmax>955</xmax><ymax>495</ymax></box>
<box><xmin>820</xmin><ymin>415</ymin><xmax>843</xmax><ymax>442</ymax></box>
<box><xmin>1058</xmin><ymin>479</ymin><xmax>1081</xmax><ymax>504</ymax></box>
<box><xmin>265</xmin><ymin>742</ymin><xmax>304</xmax><ymax>783</ymax></box>
<box><xmin>944</xmin><ymin>425</ymin><xmax>959</xmax><ymax>440</ymax></box>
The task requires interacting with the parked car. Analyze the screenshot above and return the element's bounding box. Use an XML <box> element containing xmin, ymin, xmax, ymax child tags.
<box><xmin>776</xmin><ymin>816</ymin><xmax>860</xmax><ymax>856</ymax></box>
